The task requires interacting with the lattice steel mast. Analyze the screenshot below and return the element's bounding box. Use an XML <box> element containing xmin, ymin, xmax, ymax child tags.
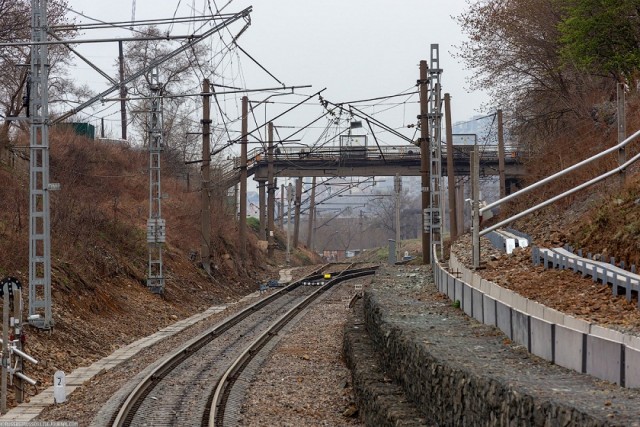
<box><xmin>28</xmin><ymin>0</ymin><xmax>53</xmax><ymax>329</ymax></box>
<box><xmin>428</xmin><ymin>44</ymin><xmax>444</xmax><ymax>259</ymax></box>
<box><xmin>146</xmin><ymin>68</ymin><xmax>165</xmax><ymax>294</ymax></box>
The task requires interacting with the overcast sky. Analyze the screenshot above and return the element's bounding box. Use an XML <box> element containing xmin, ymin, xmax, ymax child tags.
<box><xmin>65</xmin><ymin>0</ymin><xmax>489</xmax><ymax>145</ymax></box>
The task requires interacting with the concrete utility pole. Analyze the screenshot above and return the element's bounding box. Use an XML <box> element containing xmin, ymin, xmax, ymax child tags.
<box><xmin>239</xmin><ymin>96</ymin><xmax>248</xmax><ymax>256</ymax></box>
<box><xmin>444</xmin><ymin>93</ymin><xmax>457</xmax><ymax>242</ymax></box>
<box><xmin>279</xmin><ymin>184</ymin><xmax>285</xmax><ymax>229</ymax></box>
<box><xmin>306</xmin><ymin>177</ymin><xmax>316</xmax><ymax>249</ymax></box>
<box><xmin>497</xmin><ymin>109</ymin><xmax>506</xmax><ymax>198</ymax></box>
<box><xmin>200</xmin><ymin>79</ymin><xmax>211</xmax><ymax>274</ymax></box>
<box><xmin>267</xmin><ymin>123</ymin><xmax>275</xmax><ymax>257</ymax></box>
<box><xmin>471</xmin><ymin>148</ymin><xmax>480</xmax><ymax>269</ymax></box>
<box><xmin>232</xmin><ymin>184</ymin><xmax>238</xmax><ymax>218</ymax></box>
<box><xmin>419</xmin><ymin>60</ymin><xmax>431</xmax><ymax>264</ymax></box>
<box><xmin>456</xmin><ymin>181</ymin><xmax>464</xmax><ymax>236</ymax></box>
<box><xmin>293</xmin><ymin>178</ymin><xmax>302</xmax><ymax>248</ymax></box>
<box><xmin>617</xmin><ymin>83</ymin><xmax>626</xmax><ymax>187</ymax></box>
<box><xmin>118</xmin><ymin>41</ymin><xmax>128</xmax><ymax>140</ymax></box>
<box><xmin>394</xmin><ymin>174</ymin><xmax>402</xmax><ymax>262</ymax></box>
<box><xmin>286</xmin><ymin>182</ymin><xmax>293</xmax><ymax>265</ymax></box>
<box><xmin>258</xmin><ymin>180</ymin><xmax>266</xmax><ymax>240</ymax></box>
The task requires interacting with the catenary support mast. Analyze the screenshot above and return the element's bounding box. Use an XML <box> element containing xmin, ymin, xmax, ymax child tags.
<box><xmin>147</xmin><ymin>68</ymin><xmax>165</xmax><ymax>293</ymax></box>
<box><xmin>428</xmin><ymin>44</ymin><xmax>444</xmax><ymax>260</ymax></box>
<box><xmin>28</xmin><ymin>0</ymin><xmax>53</xmax><ymax>329</ymax></box>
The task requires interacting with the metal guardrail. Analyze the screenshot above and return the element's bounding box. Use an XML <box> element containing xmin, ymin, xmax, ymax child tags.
<box><xmin>486</xmin><ymin>229</ymin><xmax>529</xmax><ymax>254</ymax></box>
<box><xmin>532</xmin><ymin>246</ymin><xmax>640</xmax><ymax>307</ymax></box>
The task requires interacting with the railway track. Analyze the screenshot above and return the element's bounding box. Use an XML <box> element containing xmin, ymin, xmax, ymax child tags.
<box><xmin>108</xmin><ymin>263</ymin><xmax>377</xmax><ymax>426</ymax></box>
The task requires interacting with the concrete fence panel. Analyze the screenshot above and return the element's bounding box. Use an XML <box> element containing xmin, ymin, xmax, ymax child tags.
<box><xmin>555</xmin><ymin>325</ymin><xmax>584</xmax><ymax>373</ymax></box>
<box><xmin>511</xmin><ymin>309</ymin><xmax>530</xmax><ymax>350</ymax></box>
<box><xmin>530</xmin><ymin>316</ymin><xmax>555</xmax><ymax>361</ymax></box>
<box><xmin>496</xmin><ymin>300</ymin><xmax>512</xmax><ymax>340</ymax></box>
<box><xmin>586</xmin><ymin>335</ymin><xmax>623</xmax><ymax>386</ymax></box>
<box><xmin>625</xmin><ymin>346</ymin><xmax>640</xmax><ymax>388</ymax></box>
<box><xmin>482</xmin><ymin>294</ymin><xmax>497</xmax><ymax>327</ymax></box>
<box><xmin>454</xmin><ymin>279</ymin><xmax>463</xmax><ymax>305</ymax></box>
<box><xmin>472</xmin><ymin>289</ymin><xmax>484</xmax><ymax>323</ymax></box>
<box><xmin>463</xmin><ymin>283</ymin><xmax>473</xmax><ymax>317</ymax></box>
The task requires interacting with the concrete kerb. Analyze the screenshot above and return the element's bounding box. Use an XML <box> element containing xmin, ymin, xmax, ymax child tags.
<box><xmin>0</xmin><ymin>296</ymin><xmax>258</xmax><ymax>422</ymax></box>
<box><xmin>442</xmin><ymin>254</ymin><xmax>640</xmax><ymax>389</ymax></box>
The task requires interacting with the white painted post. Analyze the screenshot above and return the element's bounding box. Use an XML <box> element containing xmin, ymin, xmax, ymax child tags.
<box><xmin>53</xmin><ymin>371</ymin><xmax>66</xmax><ymax>404</ymax></box>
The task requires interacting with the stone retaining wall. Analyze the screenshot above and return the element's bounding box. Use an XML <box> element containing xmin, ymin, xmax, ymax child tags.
<box><xmin>359</xmin><ymin>291</ymin><xmax>610</xmax><ymax>426</ymax></box>
<box><xmin>343</xmin><ymin>263</ymin><xmax>640</xmax><ymax>425</ymax></box>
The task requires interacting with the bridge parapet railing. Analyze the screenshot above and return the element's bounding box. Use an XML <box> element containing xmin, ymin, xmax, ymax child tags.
<box><xmin>221</xmin><ymin>144</ymin><xmax>523</xmax><ymax>174</ymax></box>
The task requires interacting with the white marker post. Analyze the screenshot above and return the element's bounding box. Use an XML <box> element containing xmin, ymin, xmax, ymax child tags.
<box><xmin>54</xmin><ymin>370</ymin><xmax>66</xmax><ymax>404</ymax></box>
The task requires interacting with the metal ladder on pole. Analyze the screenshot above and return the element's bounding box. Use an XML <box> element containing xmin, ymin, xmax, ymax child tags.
<box><xmin>28</xmin><ymin>0</ymin><xmax>53</xmax><ymax>329</ymax></box>
<box><xmin>428</xmin><ymin>44</ymin><xmax>444</xmax><ymax>260</ymax></box>
<box><xmin>147</xmin><ymin>68</ymin><xmax>165</xmax><ymax>294</ymax></box>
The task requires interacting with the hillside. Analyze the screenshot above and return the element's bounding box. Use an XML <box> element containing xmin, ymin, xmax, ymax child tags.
<box><xmin>0</xmin><ymin>129</ymin><xmax>320</xmax><ymax>407</ymax></box>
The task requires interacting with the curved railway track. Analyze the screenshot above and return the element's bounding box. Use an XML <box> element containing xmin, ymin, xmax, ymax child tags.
<box><xmin>108</xmin><ymin>263</ymin><xmax>377</xmax><ymax>427</ymax></box>
<box><xmin>209</xmin><ymin>266</ymin><xmax>378</xmax><ymax>427</ymax></box>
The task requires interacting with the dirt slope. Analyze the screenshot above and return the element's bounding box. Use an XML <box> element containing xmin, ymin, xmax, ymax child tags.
<box><xmin>0</xmin><ymin>130</ymin><xmax>320</xmax><ymax>408</ymax></box>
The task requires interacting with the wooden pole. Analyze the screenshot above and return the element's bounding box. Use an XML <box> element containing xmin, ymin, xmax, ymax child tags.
<box><xmin>456</xmin><ymin>181</ymin><xmax>464</xmax><ymax>236</ymax></box>
<box><xmin>617</xmin><ymin>83</ymin><xmax>626</xmax><ymax>187</ymax></box>
<box><xmin>472</xmin><ymin>148</ymin><xmax>480</xmax><ymax>269</ymax></box>
<box><xmin>200</xmin><ymin>79</ymin><xmax>211</xmax><ymax>274</ymax></box>
<box><xmin>395</xmin><ymin>174</ymin><xmax>402</xmax><ymax>261</ymax></box>
<box><xmin>267</xmin><ymin>122</ymin><xmax>275</xmax><ymax>257</ymax></box>
<box><xmin>118</xmin><ymin>41</ymin><xmax>128</xmax><ymax>141</ymax></box>
<box><xmin>239</xmin><ymin>96</ymin><xmax>248</xmax><ymax>255</ymax></box>
<box><xmin>293</xmin><ymin>178</ymin><xmax>302</xmax><ymax>248</ymax></box>
<box><xmin>307</xmin><ymin>177</ymin><xmax>316</xmax><ymax>249</ymax></box>
<box><xmin>497</xmin><ymin>109</ymin><xmax>506</xmax><ymax>198</ymax></box>
<box><xmin>258</xmin><ymin>181</ymin><xmax>266</xmax><ymax>240</ymax></box>
<box><xmin>279</xmin><ymin>184</ymin><xmax>285</xmax><ymax>229</ymax></box>
<box><xmin>444</xmin><ymin>93</ymin><xmax>457</xmax><ymax>242</ymax></box>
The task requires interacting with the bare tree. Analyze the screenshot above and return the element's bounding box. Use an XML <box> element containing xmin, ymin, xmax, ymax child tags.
<box><xmin>0</xmin><ymin>0</ymin><xmax>80</xmax><ymax>158</ymax></box>
<box><xmin>455</xmin><ymin>0</ymin><xmax>613</xmax><ymax>136</ymax></box>
<box><xmin>120</xmin><ymin>25</ymin><xmax>220</xmax><ymax>155</ymax></box>
<box><xmin>367</xmin><ymin>190</ymin><xmax>420</xmax><ymax>240</ymax></box>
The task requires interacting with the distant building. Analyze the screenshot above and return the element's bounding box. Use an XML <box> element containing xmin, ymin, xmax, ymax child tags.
<box><xmin>65</xmin><ymin>122</ymin><xmax>96</xmax><ymax>140</ymax></box>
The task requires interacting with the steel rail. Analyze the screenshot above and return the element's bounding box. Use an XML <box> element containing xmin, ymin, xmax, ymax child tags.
<box><xmin>208</xmin><ymin>266</ymin><xmax>378</xmax><ymax>427</ymax></box>
<box><xmin>110</xmin><ymin>264</ymin><xmax>330</xmax><ymax>426</ymax></box>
